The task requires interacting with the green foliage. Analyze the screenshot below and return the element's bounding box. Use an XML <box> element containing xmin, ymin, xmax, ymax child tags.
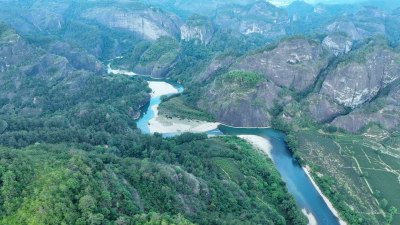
<box><xmin>109</xmin><ymin>36</ymin><xmax>180</xmax><ymax>71</ymax></box>
<box><xmin>381</xmin><ymin>198</ymin><xmax>389</xmax><ymax>208</ymax></box>
<box><xmin>0</xmin><ymin>134</ymin><xmax>308</xmax><ymax>225</ymax></box>
<box><xmin>337</xmin><ymin>36</ymin><xmax>391</xmax><ymax>66</ymax></box>
<box><xmin>139</xmin><ymin>36</ymin><xmax>179</xmax><ymax>66</ymax></box>
<box><xmin>186</xmin><ymin>14</ymin><xmax>209</xmax><ymax>27</ymax></box>
<box><xmin>132</xmin><ymin>213</ymin><xmax>194</xmax><ymax>225</ymax></box>
<box><xmin>112</xmin><ymin>41</ymin><xmax>151</xmax><ymax>69</ymax></box>
<box><xmin>311</xmin><ymin>172</ymin><xmax>368</xmax><ymax>225</ymax></box>
<box><xmin>219</xmin><ymin>70</ymin><xmax>266</xmax><ymax>90</ymax></box>
<box><xmin>0</xmin><ymin>74</ymin><xmax>150</xmax><ymax>149</ymax></box>
<box><xmin>270</xmin><ymin>99</ymin><xmax>284</xmax><ymax>117</ymax></box>
<box><xmin>0</xmin><ymin>25</ymin><xmax>307</xmax><ymax>223</ymax></box>
<box><xmin>159</xmin><ymin>95</ymin><xmax>216</xmax><ymax>122</ymax></box>
<box><xmin>284</xmin><ymin>132</ymin><xmax>304</xmax><ymax>165</ymax></box>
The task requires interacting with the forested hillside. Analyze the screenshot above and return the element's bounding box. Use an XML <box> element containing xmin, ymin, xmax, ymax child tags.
<box><xmin>0</xmin><ymin>135</ymin><xmax>307</xmax><ymax>224</ymax></box>
<box><xmin>2</xmin><ymin>0</ymin><xmax>400</xmax><ymax>224</ymax></box>
<box><xmin>0</xmin><ymin>20</ymin><xmax>307</xmax><ymax>224</ymax></box>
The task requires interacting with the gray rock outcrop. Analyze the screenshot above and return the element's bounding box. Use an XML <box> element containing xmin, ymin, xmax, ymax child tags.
<box><xmin>181</xmin><ymin>14</ymin><xmax>214</xmax><ymax>45</ymax></box>
<box><xmin>307</xmin><ymin>94</ymin><xmax>346</xmax><ymax>123</ymax></box>
<box><xmin>332</xmin><ymin>113</ymin><xmax>398</xmax><ymax>133</ymax></box>
<box><xmin>214</xmin><ymin>1</ymin><xmax>289</xmax><ymax>40</ymax></box>
<box><xmin>320</xmin><ymin>42</ymin><xmax>400</xmax><ymax>108</ymax></box>
<box><xmin>233</xmin><ymin>38</ymin><xmax>330</xmax><ymax>92</ymax></box>
<box><xmin>322</xmin><ymin>33</ymin><xmax>352</xmax><ymax>56</ymax></box>
<box><xmin>83</xmin><ymin>5</ymin><xmax>182</xmax><ymax>41</ymax></box>
<box><xmin>200</xmin><ymin>81</ymin><xmax>282</xmax><ymax>127</ymax></box>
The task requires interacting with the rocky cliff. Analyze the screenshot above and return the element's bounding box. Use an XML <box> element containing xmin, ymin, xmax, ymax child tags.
<box><xmin>194</xmin><ymin>37</ymin><xmax>333</xmax><ymax>127</ymax></box>
<box><xmin>233</xmin><ymin>37</ymin><xmax>330</xmax><ymax>92</ymax></box>
<box><xmin>325</xmin><ymin>7</ymin><xmax>386</xmax><ymax>41</ymax></box>
<box><xmin>214</xmin><ymin>1</ymin><xmax>289</xmax><ymax>40</ymax></box>
<box><xmin>180</xmin><ymin>14</ymin><xmax>214</xmax><ymax>45</ymax></box>
<box><xmin>199</xmin><ymin>71</ymin><xmax>282</xmax><ymax>127</ymax></box>
<box><xmin>83</xmin><ymin>4</ymin><xmax>182</xmax><ymax>41</ymax></box>
<box><xmin>322</xmin><ymin>33</ymin><xmax>353</xmax><ymax>56</ymax></box>
<box><xmin>329</xmin><ymin>78</ymin><xmax>400</xmax><ymax>133</ymax></box>
<box><xmin>193</xmin><ymin>35</ymin><xmax>400</xmax><ymax>132</ymax></box>
<box><xmin>320</xmin><ymin>39</ymin><xmax>400</xmax><ymax>109</ymax></box>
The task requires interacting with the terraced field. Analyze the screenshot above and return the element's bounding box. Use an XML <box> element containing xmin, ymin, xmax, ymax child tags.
<box><xmin>296</xmin><ymin>128</ymin><xmax>400</xmax><ymax>224</ymax></box>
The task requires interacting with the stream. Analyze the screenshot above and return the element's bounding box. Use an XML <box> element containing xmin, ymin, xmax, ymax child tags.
<box><xmin>108</xmin><ymin>64</ymin><xmax>343</xmax><ymax>225</ymax></box>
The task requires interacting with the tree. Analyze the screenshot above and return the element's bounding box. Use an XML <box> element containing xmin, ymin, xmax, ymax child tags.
<box><xmin>79</xmin><ymin>195</ymin><xmax>96</xmax><ymax>213</ymax></box>
<box><xmin>1</xmin><ymin>171</ymin><xmax>18</xmax><ymax>215</ymax></box>
<box><xmin>389</xmin><ymin>206</ymin><xmax>397</xmax><ymax>214</ymax></box>
<box><xmin>380</xmin><ymin>198</ymin><xmax>388</xmax><ymax>208</ymax></box>
<box><xmin>385</xmin><ymin>214</ymin><xmax>393</xmax><ymax>224</ymax></box>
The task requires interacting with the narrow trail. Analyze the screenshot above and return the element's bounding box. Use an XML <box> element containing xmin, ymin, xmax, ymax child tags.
<box><xmin>220</xmin><ymin>167</ymin><xmax>232</xmax><ymax>181</ymax></box>
<box><xmin>351</xmin><ymin>155</ymin><xmax>386</xmax><ymax>216</ymax></box>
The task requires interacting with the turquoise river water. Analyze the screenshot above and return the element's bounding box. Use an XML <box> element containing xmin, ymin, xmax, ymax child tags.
<box><xmin>111</xmin><ymin>68</ymin><xmax>342</xmax><ymax>225</ymax></box>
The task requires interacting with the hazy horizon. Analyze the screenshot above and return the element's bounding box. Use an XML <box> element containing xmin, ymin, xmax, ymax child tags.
<box><xmin>268</xmin><ymin>0</ymin><xmax>396</xmax><ymax>7</ymax></box>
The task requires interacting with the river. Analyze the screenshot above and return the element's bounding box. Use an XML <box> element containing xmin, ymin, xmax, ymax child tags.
<box><xmin>108</xmin><ymin>65</ymin><xmax>344</xmax><ymax>225</ymax></box>
<box><xmin>219</xmin><ymin>126</ymin><xmax>342</xmax><ymax>225</ymax></box>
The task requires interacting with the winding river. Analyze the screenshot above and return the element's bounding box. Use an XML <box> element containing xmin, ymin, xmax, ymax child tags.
<box><xmin>108</xmin><ymin>65</ymin><xmax>343</xmax><ymax>225</ymax></box>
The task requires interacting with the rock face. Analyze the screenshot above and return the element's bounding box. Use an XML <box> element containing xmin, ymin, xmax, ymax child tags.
<box><xmin>320</xmin><ymin>41</ymin><xmax>400</xmax><ymax>108</ymax></box>
<box><xmin>48</xmin><ymin>41</ymin><xmax>106</xmax><ymax>75</ymax></box>
<box><xmin>233</xmin><ymin>38</ymin><xmax>330</xmax><ymax>92</ymax></box>
<box><xmin>326</xmin><ymin>22</ymin><xmax>363</xmax><ymax>40</ymax></box>
<box><xmin>83</xmin><ymin>4</ymin><xmax>182</xmax><ymax>41</ymax></box>
<box><xmin>23</xmin><ymin>9</ymin><xmax>64</xmax><ymax>31</ymax></box>
<box><xmin>214</xmin><ymin>1</ymin><xmax>289</xmax><ymax>40</ymax></box>
<box><xmin>0</xmin><ymin>27</ymin><xmax>35</xmax><ymax>67</ymax></box>
<box><xmin>180</xmin><ymin>14</ymin><xmax>214</xmax><ymax>45</ymax></box>
<box><xmin>307</xmin><ymin>94</ymin><xmax>346</xmax><ymax>123</ymax></box>
<box><xmin>322</xmin><ymin>33</ymin><xmax>352</xmax><ymax>56</ymax></box>
<box><xmin>200</xmin><ymin>80</ymin><xmax>282</xmax><ymax>127</ymax></box>
<box><xmin>387</xmin><ymin>84</ymin><xmax>400</xmax><ymax>106</ymax></box>
<box><xmin>332</xmin><ymin>113</ymin><xmax>399</xmax><ymax>133</ymax></box>
<box><xmin>325</xmin><ymin>7</ymin><xmax>386</xmax><ymax>41</ymax></box>
<box><xmin>197</xmin><ymin>55</ymin><xmax>233</xmax><ymax>82</ymax></box>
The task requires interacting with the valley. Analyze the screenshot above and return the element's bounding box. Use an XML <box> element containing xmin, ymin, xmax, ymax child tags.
<box><xmin>1</xmin><ymin>0</ymin><xmax>400</xmax><ymax>224</ymax></box>
<box><xmin>107</xmin><ymin>61</ymin><xmax>345</xmax><ymax>224</ymax></box>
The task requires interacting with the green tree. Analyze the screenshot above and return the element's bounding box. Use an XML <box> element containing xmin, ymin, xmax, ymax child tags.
<box><xmin>1</xmin><ymin>171</ymin><xmax>18</xmax><ymax>215</ymax></box>
<box><xmin>380</xmin><ymin>198</ymin><xmax>388</xmax><ymax>208</ymax></box>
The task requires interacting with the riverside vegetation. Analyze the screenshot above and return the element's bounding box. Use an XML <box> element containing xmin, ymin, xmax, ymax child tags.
<box><xmin>2</xmin><ymin>0</ymin><xmax>400</xmax><ymax>224</ymax></box>
<box><xmin>0</xmin><ymin>21</ymin><xmax>307</xmax><ymax>224</ymax></box>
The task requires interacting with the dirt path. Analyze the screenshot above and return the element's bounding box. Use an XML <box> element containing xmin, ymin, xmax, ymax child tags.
<box><xmin>351</xmin><ymin>155</ymin><xmax>386</xmax><ymax>216</ymax></box>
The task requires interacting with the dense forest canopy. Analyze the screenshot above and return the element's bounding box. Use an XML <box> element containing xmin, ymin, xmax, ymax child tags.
<box><xmin>1</xmin><ymin>0</ymin><xmax>400</xmax><ymax>224</ymax></box>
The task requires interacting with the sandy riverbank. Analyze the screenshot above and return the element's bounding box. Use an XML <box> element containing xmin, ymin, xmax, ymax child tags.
<box><xmin>237</xmin><ymin>135</ymin><xmax>273</xmax><ymax>158</ymax></box>
<box><xmin>302</xmin><ymin>209</ymin><xmax>317</xmax><ymax>225</ymax></box>
<box><xmin>148</xmin><ymin>105</ymin><xmax>220</xmax><ymax>133</ymax></box>
<box><xmin>107</xmin><ymin>64</ymin><xmax>178</xmax><ymax>98</ymax></box>
<box><xmin>303</xmin><ymin>166</ymin><xmax>347</xmax><ymax>225</ymax></box>
<box><xmin>148</xmin><ymin>81</ymin><xmax>178</xmax><ymax>97</ymax></box>
<box><xmin>107</xmin><ymin>63</ymin><xmax>137</xmax><ymax>76</ymax></box>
